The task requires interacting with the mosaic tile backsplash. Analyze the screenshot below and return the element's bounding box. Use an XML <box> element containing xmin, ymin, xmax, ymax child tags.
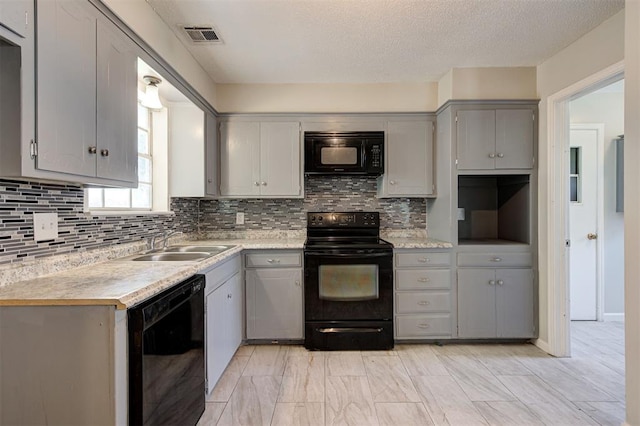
<box><xmin>0</xmin><ymin>179</ymin><xmax>198</xmax><ymax>265</ymax></box>
<box><xmin>199</xmin><ymin>176</ymin><xmax>426</xmax><ymax>232</ymax></box>
<box><xmin>0</xmin><ymin>176</ymin><xmax>426</xmax><ymax>265</ymax></box>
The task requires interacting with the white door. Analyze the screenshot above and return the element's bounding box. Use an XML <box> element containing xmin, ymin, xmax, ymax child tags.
<box><xmin>569</xmin><ymin>126</ymin><xmax>599</xmax><ymax>320</ymax></box>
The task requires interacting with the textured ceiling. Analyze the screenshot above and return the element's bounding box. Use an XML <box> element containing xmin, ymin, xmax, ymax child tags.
<box><xmin>146</xmin><ymin>0</ymin><xmax>624</xmax><ymax>84</ymax></box>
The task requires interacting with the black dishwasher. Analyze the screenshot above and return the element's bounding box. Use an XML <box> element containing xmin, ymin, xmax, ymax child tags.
<box><xmin>128</xmin><ymin>275</ymin><xmax>205</xmax><ymax>426</ymax></box>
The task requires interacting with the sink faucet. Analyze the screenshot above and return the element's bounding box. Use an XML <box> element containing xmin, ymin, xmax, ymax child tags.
<box><xmin>148</xmin><ymin>231</ymin><xmax>183</xmax><ymax>251</ymax></box>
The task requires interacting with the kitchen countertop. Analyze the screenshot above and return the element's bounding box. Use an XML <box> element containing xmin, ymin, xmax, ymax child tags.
<box><xmin>0</xmin><ymin>232</ymin><xmax>452</xmax><ymax>310</ymax></box>
<box><xmin>0</xmin><ymin>237</ymin><xmax>304</xmax><ymax>310</ymax></box>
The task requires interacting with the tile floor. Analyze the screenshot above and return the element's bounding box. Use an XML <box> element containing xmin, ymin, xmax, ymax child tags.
<box><xmin>198</xmin><ymin>321</ymin><xmax>625</xmax><ymax>425</ymax></box>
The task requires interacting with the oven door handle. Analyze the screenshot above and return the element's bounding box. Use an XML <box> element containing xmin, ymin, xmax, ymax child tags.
<box><xmin>317</xmin><ymin>327</ymin><xmax>384</xmax><ymax>334</ymax></box>
<box><xmin>304</xmin><ymin>251</ymin><xmax>391</xmax><ymax>258</ymax></box>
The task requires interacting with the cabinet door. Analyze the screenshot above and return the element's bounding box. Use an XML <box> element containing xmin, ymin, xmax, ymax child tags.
<box><xmin>246</xmin><ymin>268</ymin><xmax>303</xmax><ymax>339</ymax></box>
<box><xmin>496</xmin><ymin>269</ymin><xmax>535</xmax><ymax>338</ymax></box>
<box><xmin>456</xmin><ymin>110</ymin><xmax>495</xmax><ymax>170</ymax></box>
<box><xmin>227</xmin><ymin>273</ymin><xmax>243</xmax><ymax>355</ymax></box>
<box><xmin>96</xmin><ymin>18</ymin><xmax>137</xmax><ymax>183</ymax></box>
<box><xmin>205</xmin><ymin>112</ymin><xmax>218</xmax><ymax>197</ymax></box>
<box><xmin>495</xmin><ymin>109</ymin><xmax>534</xmax><ymax>169</ymax></box>
<box><xmin>206</xmin><ymin>284</ymin><xmax>227</xmax><ymax>392</ymax></box>
<box><xmin>36</xmin><ymin>0</ymin><xmax>96</xmax><ymax>177</ymax></box>
<box><xmin>385</xmin><ymin>120</ymin><xmax>434</xmax><ymax>196</ymax></box>
<box><xmin>259</xmin><ymin>122</ymin><xmax>301</xmax><ymax>196</ymax></box>
<box><xmin>169</xmin><ymin>104</ymin><xmax>205</xmax><ymax>196</ymax></box>
<box><xmin>0</xmin><ymin>0</ymin><xmax>29</xmax><ymax>37</ymax></box>
<box><xmin>457</xmin><ymin>269</ymin><xmax>496</xmax><ymax>338</ymax></box>
<box><xmin>219</xmin><ymin>121</ymin><xmax>260</xmax><ymax>196</ymax></box>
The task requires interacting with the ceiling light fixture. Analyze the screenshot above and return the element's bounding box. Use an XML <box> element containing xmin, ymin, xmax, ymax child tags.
<box><xmin>142</xmin><ymin>75</ymin><xmax>163</xmax><ymax>110</ymax></box>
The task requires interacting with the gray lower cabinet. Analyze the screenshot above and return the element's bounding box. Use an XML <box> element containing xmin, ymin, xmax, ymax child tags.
<box><xmin>245</xmin><ymin>250</ymin><xmax>303</xmax><ymax>340</ymax></box>
<box><xmin>203</xmin><ymin>254</ymin><xmax>242</xmax><ymax>393</ymax></box>
<box><xmin>394</xmin><ymin>249</ymin><xmax>454</xmax><ymax>339</ymax></box>
<box><xmin>457</xmin><ymin>268</ymin><xmax>535</xmax><ymax>338</ymax></box>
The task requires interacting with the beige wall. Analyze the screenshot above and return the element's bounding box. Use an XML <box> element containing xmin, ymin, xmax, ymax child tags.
<box><xmin>438</xmin><ymin>67</ymin><xmax>537</xmax><ymax>107</ymax></box>
<box><xmin>215</xmin><ymin>83</ymin><xmax>438</xmax><ymax>113</ymax></box>
<box><xmin>535</xmin><ymin>10</ymin><xmax>624</xmax><ymax>345</ymax></box>
<box><xmin>102</xmin><ymin>0</ymin><xmax>218</xmax><ymax>110</ymax></box>
<box><xmin>624</xmin><ymin>2</ymin><xmax>640</xmax><ymax>425</ymax></box>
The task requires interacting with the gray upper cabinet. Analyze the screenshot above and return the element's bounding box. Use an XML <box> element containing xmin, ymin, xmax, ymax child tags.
<box><xmin>456</xmin><ymin>108</ymin><xmax>534</xmax><ymax>170</ymax></box>
<box><xmin>0</xmin><ymin>0</ymin><xmax>137</xmax><ymax>187</ymax></box>
<box><xmin>96</xmin><ymin>17</ymin><xmax>137</xmax><ymax>183</ymax></box>
<box><xmin>36</xmin><ymin>0</ymin><xmax>97</xmax><ymax>178</ymax></box>
<box><xmin>457</xmin><ymin>268</ymin><xmax>535</xmax><ymax>338</ymax></box>
<box><xmin>205</xmin><ymin>113</ymin><xmax>218</xmax><ymax>197</ymax></box>
<box><xmin>379</xmin><ymin>119</ymin><xmax>435</xmax><ymax>197</ymax></box>
<box><xmin>0</xmin><ymin>0</ymin><xmax>29</xmax><ymax>37</ymax></box>
<box><xmin>219</xmin><ymin>120</ymin><xmax>301</xmax><ymax>198</ymax></box>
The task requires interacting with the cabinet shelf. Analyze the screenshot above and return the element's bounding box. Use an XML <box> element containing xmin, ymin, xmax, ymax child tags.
<box><xmin>457</xmin><ymin>174</ymin><xmax>530</xmax><ymax>245</ymax></box>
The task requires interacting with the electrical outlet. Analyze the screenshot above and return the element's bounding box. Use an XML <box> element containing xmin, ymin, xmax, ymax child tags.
<box><xmin>457</xmin><ymin>208</ymin><xmax>465</xmax><ymax>221</ymax></box>
<box><xmin>33</xmin><ymin>212</ymin><xmax>58</xmax><ymax>242</ymax></box>
<box><xmin>236</xmin><ymin>212</ymin><xmax>245</xmax><ymax>225</ymax></box>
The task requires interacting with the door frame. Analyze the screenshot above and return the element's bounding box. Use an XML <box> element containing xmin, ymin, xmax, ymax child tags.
<box><xmin>544</xmin><ymin>61</ymin><xmax>623</xmax><ymax>357</ymax></box>
<box><xmin>569</xmin><ymin>123</ymin><xmax>606</xmax><ymax>322</ymax></box>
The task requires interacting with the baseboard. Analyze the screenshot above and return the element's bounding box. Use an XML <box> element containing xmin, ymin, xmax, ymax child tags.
<box><xmin>533</xmin><ymin>338</ymin><xmax>552</xmax><ymax>354</ymax></box>
<box><xmin>604</xmin><ymin>313</ymin><xmax>625</xmax><ymax>322</ymax></box>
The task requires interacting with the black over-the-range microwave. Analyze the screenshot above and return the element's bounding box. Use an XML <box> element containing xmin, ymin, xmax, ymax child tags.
<box><xmin>304</xmin><ymin>131</ymin><xmax>384</xmax><ymax>176</ymax></box>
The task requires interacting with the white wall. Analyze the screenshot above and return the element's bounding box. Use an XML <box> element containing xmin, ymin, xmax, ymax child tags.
<box><xmin>570</xmin><ymin>89</ymin><xmax>624</xmax><ymax>319</ymax></box>
<box><xmin>624</xmin><ymin>2</ymin><xmax>640</xmax><ymax>424</ymax></box>
<box><xmin>102</xmin><ymin>0</ymin><xmax>219</xmax><ymax>109</ymax></box>
<box><xmin>215</xmin><ymin>83</ymin><xmax>438</xmax><ymax>113</ymax></box>
<box><xmin>437</xmin><ymin>67</ymin><xmax>537</xmax><ymax>107</ymax></box>
<box><xmin>535</xmin><ymin>10</ymin><xmax>625</xmax><ymax>344</ymax></box>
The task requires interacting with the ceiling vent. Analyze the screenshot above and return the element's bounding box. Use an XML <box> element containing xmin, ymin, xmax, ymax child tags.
<box><xmin>181</xmin><ymin>25</ymin><xmax>222</xmax><ymax>43</ymax></box>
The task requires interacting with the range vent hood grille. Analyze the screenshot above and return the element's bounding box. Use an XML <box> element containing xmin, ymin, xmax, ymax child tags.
<box><xmin>181</xmin><ymin>26</ymin><xmax>222</xmax><ymax>43</ymax></box>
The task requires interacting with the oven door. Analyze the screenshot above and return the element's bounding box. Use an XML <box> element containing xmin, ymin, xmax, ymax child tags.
<box><xmin>304</xmin><ymin>250</ymin><xmax>393</xmax><ymax>321</ymax></box>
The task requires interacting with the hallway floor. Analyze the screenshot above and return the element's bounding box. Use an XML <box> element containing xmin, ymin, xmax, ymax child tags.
<box><xmin>198</xmin><ymin>321</ymin><xmax>625</xmax><ymax>425</ymax></box>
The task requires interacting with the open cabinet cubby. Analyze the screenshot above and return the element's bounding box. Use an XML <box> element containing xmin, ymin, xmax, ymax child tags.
<box><xmin>457</xmin><ymin>174</ymin><xmax>530</xmax><ymax>245</ymax></box>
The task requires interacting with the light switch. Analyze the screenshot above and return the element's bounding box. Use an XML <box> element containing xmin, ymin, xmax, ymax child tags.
<box><xmin>33</xmin><ymin>212</ymin><xmax>58</xmax><ymax>242</ymax></box>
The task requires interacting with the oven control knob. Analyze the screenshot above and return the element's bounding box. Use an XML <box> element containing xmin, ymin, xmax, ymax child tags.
<box><xmin>318</xmin><ymin>216</ymin><xmax>323</xmax><ymax>221</ymax></box>
<box><xmin>311</xmin><ymin>215</ymin><xmax>315</xmax><ymax>221</ymax></box>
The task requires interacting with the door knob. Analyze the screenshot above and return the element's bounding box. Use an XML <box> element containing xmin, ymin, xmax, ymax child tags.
<box><xmin>587</xmin><ymin>233</ymin><xmax>598</xmax><ymax>240</ymax></box>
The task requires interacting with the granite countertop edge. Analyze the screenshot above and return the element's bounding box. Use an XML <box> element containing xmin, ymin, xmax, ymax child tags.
<box><xmin>0</xmin><ymin>234</ymin><xmax>452</xmax><ymax>309</ymax></box>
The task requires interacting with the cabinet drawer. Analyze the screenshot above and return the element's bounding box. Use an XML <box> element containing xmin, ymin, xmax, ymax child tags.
<box><xmin>203</xmin><ymin>254</ymin><xmax>241</xmax><ymax>294</ymax></box>
<box><xmin>396</xmin><ymin>314</ymin><xmax>452</xmax><ymax>337</ymax></box>
<box><xmin>396</xmin><ymin>292</ymin><xmax>450</xmax><ymax>314</ymax></box>
<box><xmin>457</xmin><ymin>252</ymin><xmax>532</xmax><ymax>268</ymax></box>
<box><xmin>245</xmin><ymin>252</ymin><xmax>302</xmax><ymax>268</ymax></box>
<box><xmin>396</xmin><ymin>269</ymin><xmax>451</xmax><ymax>290</ymax></box>
<box><xmin>395</xmin><ymin>252</ymin><xmax>451</xmax><ymax>267</ymax></box>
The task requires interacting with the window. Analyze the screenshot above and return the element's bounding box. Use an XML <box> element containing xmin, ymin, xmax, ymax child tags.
<box><xmin>87</xmin><ymin>102</ymin><xmax>154</xmax><ymax>211</ymax></box>
<box><xmin>570</xmin><ymin>147</ymin><xmax>581</xmax><ymax>203</ymax></box>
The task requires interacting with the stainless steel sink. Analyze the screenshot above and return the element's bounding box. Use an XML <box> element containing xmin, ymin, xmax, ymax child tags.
<box><xmin>131</xmin><ymin>252</ymin><xmax>212</xmax><ymax>261</ymax></box>
<box><xmin>162</xmin><ymin>245</ymin><xmax>232</xmax><ymax>254</ymax></box>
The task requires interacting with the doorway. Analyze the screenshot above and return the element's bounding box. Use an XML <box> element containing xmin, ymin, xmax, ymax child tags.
<box><xmin>544</xmin><ymin>61</ymin><xmax>624</xmax><ymax>358</ymax></box>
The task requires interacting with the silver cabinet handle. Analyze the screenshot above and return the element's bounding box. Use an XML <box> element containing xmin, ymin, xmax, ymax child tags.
<box><xmin>267</xmin><ymin>259</ymin><xmax>281</xmax><ymax>264</ymax></box>
<box><xmin>254</xmin><ymin>182</ymin><xmax>260</xmax><ymax>186</ymax></box>
<box><xmin>418</xmin><ymin>300</ymin><xmax>430</xmax><ymax>306</ymax></box>
<box><xmin>389</xmin><ymin>180</ymin><xmax>396</xmax><ymax>185</ymax></box>
<box><xmin>497</xmin><ymin>153</ymin><xmax>504</xmax><ymax>158</ymax></box>
<box><xmin>88</xmin><ymin>146</ymin><xmax>97</xmax><ymax>154</ymax></box>
<box><xmin>489</xmin><ymin>280</ymin><xmax>496</xmax><ymax>285</ymax></box>
<box><xmin>417</xmin><ymin>323</ymin><xmax>430</xmax><ymax>329</ymax></box>
<box><xmin>417</xmin><ymin>257</ymin><xmax>430</xmax><ymax>263</ymax></box>
<box><xmin>489</xmin><ymin>153</ymin><xmax>496</xmax><ymax>158</ymax></box>
<box><xmin>227</xmin><ymin>293</ymin><xmax>232</xmax><ymax>299</ymax></box>
<box><xmin>100</xmin><ymin>149</ymin><xmax>109</xmax><ymax>157</ymax></box>
<box><xmin>587</xmin><ymin>233</ymin><xmax>598</xmax><ymax>240</ymax></box>
<box><xmin>261</xmin><ymin>181</ymin><xmax>267</xmax><ymax>186</ymax></box>
<box><xmin>497</xmin><ymin>280</ymin><xmax>504</xmax><ymax>286</ymax></box>
<box><xmin>491</xmin><ymin>257</ymin><xmax>502</xmax><ymax>262</ymax></box>
<box><xmin>417</xmin><ymin>277</ymin><xmax>430</xmax><ymax>283</ymax></box>
<box><xmin>295</xmin><ymin>281</ymin><xmax>301</xmax><ymax>287</ymax></box>
<box><xmin>207</xmin><ymin>178</ymin><xmax>213</xmax><ymax>183</ymax></box>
